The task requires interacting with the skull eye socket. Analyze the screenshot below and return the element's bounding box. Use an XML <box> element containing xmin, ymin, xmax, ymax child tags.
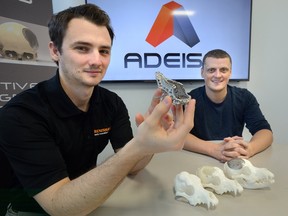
<box><xmin>184</xmin><ymin>185</ymin><xmax>194</xmax><ymax>196</ymax></box>
<box><xmin>4</xmin><ymin>50</ymin><xmax>18</xmax><ymax>59</ymax></box>
<box><xmin>22</xmin><ymin>52</ymin><xmax>35</xmax><ymax>60</ymax></box>
<box><xmin>202</xmin><ymin>167</ymin><xmax>221</xmax><ymax>185</ymax></box>
<box><xmin>210</xmin><ymin>177</ymin><xmax>221</xmax><ymax>186</ymax></box>
<box><xmin>1</xmin><ymin>50</ymin><xmax>36</xmax><ymax>60</ymax></box>
<box><xmin>242</xmin><ymin>166</ymin><xmax>252</xmax><ymax>176</ymax></box>
<box><xmin>227</xmin><ymin>158</ymin><xmax>245</xmax><ymax>170</ymax></box>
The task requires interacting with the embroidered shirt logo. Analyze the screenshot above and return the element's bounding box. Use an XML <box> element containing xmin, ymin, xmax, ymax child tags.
<box><xmin>94</xmin><ymin>127</ymin><xmax>111</xmax><ymax>136</ymax></box>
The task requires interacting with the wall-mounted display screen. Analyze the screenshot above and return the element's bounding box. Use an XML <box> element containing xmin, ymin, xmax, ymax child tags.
<box><xmin>86</xmin><ymin>0</ymin><xmax>252</xmax><ymax>82</ymax></box>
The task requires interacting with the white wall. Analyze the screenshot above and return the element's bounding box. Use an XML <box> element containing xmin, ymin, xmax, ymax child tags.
<box><xmin>52</xmin><ymin>0</ymin><xmax>84</xmax><ymax>12</ymax></box>
<box><xmin>52</xmin><ymin>0</ymin><xmax>288</xmax><ymax>149</ymax></box>
<box><xmin>246</xmin><ymin>0</ymin><xmax>288</xmax><ymax>145</ymax></box>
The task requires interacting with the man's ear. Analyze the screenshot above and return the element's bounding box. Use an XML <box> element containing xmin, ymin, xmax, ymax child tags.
<box><xmin>201</xmin><ymin>68</ymin><xmax>204</xmax><ymax>78</ymax></box>
<box><xmin>48</xmin><ymin>41</ymin><xmax>60</xmax><ymax>62</ymax></box>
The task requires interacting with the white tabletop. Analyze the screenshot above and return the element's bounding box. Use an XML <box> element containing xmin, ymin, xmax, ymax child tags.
<box><xmin>90</xmin><ymin>143</ymin><xmax>287</xmax><ymax>216</ymax></box>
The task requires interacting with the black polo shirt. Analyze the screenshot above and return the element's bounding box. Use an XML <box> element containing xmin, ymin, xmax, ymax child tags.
<box><xmin>0</xmin><ymin>72</ymin><xmax>133</xmax><ymax>212</ymax></box>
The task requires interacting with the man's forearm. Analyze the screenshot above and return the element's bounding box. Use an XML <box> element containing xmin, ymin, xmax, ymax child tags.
<box><xmin>129</xmin><ymin>154</ymin><xmax>154</xmax><ymax>175</ymax></box>
<box><xmin>248</xmin><ymin>129</ymin><xmax>273</xmax><ymax>157</ymax></box>
<box><xmin>184</xmin><ymin>134</ymin><xmax>215</xmax><ymax>156</ymax></box>
<box><xmin>35</xmin><ymin>139</ymin><xmax>143</xmax><ymax>216</ymax></box>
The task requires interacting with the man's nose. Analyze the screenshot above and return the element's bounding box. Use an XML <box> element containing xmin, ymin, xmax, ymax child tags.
<box><xmin>214</xmin><ymin>69</ymin><xmax>222</xmax><ymax>77</ymax></box>
<box><xmin>89</xmin><ymin>50</ymin><xmax>102</xmax><ymax>65</ymax></box>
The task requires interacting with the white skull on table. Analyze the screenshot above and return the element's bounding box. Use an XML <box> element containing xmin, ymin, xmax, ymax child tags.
<box><xmin>196</xmin><ymin>166</ymin><xmax>243</xmax><ymax>195</ymax></box>
<box><xmin>223</xmin><ymin>158</ymin><xmax>275</xmax><ymax>189</ymax></box>
<box><xmin>174</xmin><ymin>171</ymin><xmax>219</xmax><ymax>208</ymax></box>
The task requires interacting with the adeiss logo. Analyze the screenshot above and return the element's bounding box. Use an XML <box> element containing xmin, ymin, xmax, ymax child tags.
<box><xmin>146</xmin><ymin>1</ymin><xmax>200</xmax><ymax>47</ymax></box>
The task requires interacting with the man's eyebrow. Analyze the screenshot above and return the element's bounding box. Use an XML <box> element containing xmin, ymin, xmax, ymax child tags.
<box><xmin>100</xmin><ymin>45</ymin><xmax>112</xmax><ymax>50</ymax></box>
<box><xmin>220</xmin><ymin>66</ymin><xmax>230</xmax><ymax>70</ymax></box>
<box><xmin>72</xmin><ymin>41</ymin><xmax>91</xmax><ymax>46</ymax></box>
<box><xmin>205</xmin><ymin>66</ymin><xmax>215</xmax><ymax>70</ymax></box>
<box><xmin>72</xmin><ymin>41</ymin><xmax>111</xmax><ymax>49</ymax></box>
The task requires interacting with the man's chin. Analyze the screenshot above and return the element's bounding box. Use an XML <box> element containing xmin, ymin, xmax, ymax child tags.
<box><xmin>85</xmin><ymin>80</ymin><xmax>102</xmax><ymax>87</ymax></box>
<box><xmin>210</xmin><ymin>84</ymin><xmax>226</xmax><ymax>92</ymax></box>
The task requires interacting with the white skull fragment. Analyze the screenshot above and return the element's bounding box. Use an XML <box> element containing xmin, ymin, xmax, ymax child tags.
<box><xmin>223</xmin><ymin>158</ymin><xmax>275</xmax><ymax>189</ymax></box>
<box><xmin>196</xmin><ymin>166</ymin><xmax>243</xmax><ymax>195</ymax></box>
<box><xmin>174</xmin><ymin>171</ymin><xmax>219</xmax><ymax>208</ymax></box>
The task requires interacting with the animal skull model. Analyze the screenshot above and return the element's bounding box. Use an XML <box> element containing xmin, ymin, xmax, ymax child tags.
<box><xmin>196</xmin><ymin>166</ymin><xmax>243</xmax><ymax>195</ymax></box>
<box><xmin>223</xmin><ymin>158</ymin><xmax>275</xmax><ymax>189</ymax></box>
<box><xmin>174</xmin><ymin>171</ymin><xmax>219</xmax><ymax>208</ymax></box>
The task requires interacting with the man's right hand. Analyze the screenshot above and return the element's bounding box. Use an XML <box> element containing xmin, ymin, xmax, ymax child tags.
<box><xmin>134</xmin><ymin>89</ymin><xmax>196</xmax><ymax>155</ymax></box>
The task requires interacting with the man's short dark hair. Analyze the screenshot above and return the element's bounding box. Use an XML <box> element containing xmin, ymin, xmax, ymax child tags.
<box><xmin>202</xmin><ymin>49</ymin><xmax>232</xmax><ymax>68</ymax></box>
<box><xmin>48</xmin><ymin>3</ymin><xmax>114</xmax><ymax>52</ymax></box>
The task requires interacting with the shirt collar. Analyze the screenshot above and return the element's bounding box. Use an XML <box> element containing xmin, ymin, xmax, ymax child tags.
<box><xmin>44</xmin><ymin>70</ymin><xmax>99</xmax><ymax>118</ymax></box>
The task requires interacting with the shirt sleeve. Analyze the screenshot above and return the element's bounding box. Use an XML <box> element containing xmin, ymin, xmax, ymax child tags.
<box><xmin>243</xmin><ymin>90</ymin><xmax>272</xmax><ymax>135</ymax></box>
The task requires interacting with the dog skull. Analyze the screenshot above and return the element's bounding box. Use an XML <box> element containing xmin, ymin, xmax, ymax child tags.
<box><xmin>196</xmin><ymin>166</ymin><xmax>243</xmax><ymax>195</ymax></box>
<box><xmin>223</xmin><ymin>158</ymin><xmax>275</xmax><ymax>189</ymax></box>
<box><xmin>174</xmin><ymin>171</ymin><xmax>219</xmax><ymax>208</ymax></box>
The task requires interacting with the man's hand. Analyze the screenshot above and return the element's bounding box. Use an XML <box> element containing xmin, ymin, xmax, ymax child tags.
<box><xmin>134</xmin><ymin>89</ymin><xmax>196</xmax><ymax>154</ymax></box>
<box><xmin>218</xmin><ymin>136</ymin><xmax>249</xmax><ymax>162</ymax></box>
<box><xmin>135</xmin><ymin>89</ymin><xmax>173</xmax><ymax>130</ymax></box>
